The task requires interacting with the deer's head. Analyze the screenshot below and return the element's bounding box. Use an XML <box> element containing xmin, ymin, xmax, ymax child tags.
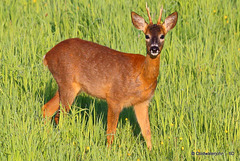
<box><xmin>131</xmin><ymin>4</ymin><xmax>178</xmax><ymax>58</ymax></box>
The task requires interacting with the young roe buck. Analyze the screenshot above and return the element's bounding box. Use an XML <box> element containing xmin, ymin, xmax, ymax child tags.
<box><xmin>42</xmin><ymin>4</ymin><xmax>178</xmax><ymax>150</ymax></box>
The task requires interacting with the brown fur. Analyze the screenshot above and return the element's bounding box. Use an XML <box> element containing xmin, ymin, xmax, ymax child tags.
<box><xmin>42</xmin><ymin>9</ymin><xmax>178</xmax><ymax>150</ymax></box>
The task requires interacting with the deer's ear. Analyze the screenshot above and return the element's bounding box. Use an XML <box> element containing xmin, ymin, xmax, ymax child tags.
<box><xmin>131</xmin><ymin>12</ymin><xmax>148</xmax><ymax>32</ymax></box>
<box><xmin>163</xmin><ymin>12</ymin><xmax>178</xmax><ymax>32</ymax></box>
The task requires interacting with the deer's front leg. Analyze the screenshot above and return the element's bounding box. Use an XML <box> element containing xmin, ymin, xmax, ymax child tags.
<box><xmin>134</xmin><ymin>101</ymin><xmax>152</xmax><ymax>150</ymax></box>
<box><xmin>106</xmin><ymin>100</ymin><xmax>121</xmax><ymax>146</ymax></box>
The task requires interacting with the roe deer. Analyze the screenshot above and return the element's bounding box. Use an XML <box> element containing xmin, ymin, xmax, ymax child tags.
<box><xmin>42</xmin><ymin>4</ymin><xmax>178</xmax><ymax>150</ymax></box>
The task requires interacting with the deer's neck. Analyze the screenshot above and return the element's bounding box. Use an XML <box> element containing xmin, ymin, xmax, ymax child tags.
<box><xmin>142</xmin><ymin>54</ymin><xmax>161</xmax><ymax>82</ymax></box>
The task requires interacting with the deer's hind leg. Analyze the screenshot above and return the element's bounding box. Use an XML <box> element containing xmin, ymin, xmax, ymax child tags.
<box><xmin>42</xmin><ymin>90</ymin><xmax>60</xmax><ymax>121</ymax></box>
<box><xmin>54</xmin><ymin>82</ymin><xmax>81</xmax><ymax>124</ymax></box>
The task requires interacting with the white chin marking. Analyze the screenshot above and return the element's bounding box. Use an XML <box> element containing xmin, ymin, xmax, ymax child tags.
<box><xmin>151</xmin><ymin>50</ymin><xmax>159</xmax><ymax>56</ymax></box>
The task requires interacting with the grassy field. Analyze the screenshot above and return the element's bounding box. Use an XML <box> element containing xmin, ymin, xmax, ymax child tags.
<box><xmin>0</xmin><ymin>0</ymin><xmax>239</xmax><ymax>160</ymax></box>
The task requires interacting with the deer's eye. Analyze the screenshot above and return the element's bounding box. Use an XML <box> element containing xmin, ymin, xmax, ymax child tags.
<box><xmin>160</xmin><ymin>35</ymin><xmax>165</xmax><ymax>39</ymax></box>
<box><xmin>145</xmin><ymin>35</ymin><xmax>150</xmax><ymax>39</ymax></box>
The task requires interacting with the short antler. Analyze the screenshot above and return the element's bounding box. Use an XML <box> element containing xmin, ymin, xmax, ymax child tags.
<box><xmin>146</xmin><ymin>3</ymin><xmax>153</xmax><ymax>24</ymax></box>
<box><xmin>157</xmin><ymin>6</ymin><xmax>163</xmax><ymax>24</ymax></box>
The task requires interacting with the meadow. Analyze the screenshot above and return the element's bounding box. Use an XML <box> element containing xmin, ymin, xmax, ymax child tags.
<box><xmin>0</xmin><ymin>0</ymin><xmax>239</xmax><ymax>160</ymax></box>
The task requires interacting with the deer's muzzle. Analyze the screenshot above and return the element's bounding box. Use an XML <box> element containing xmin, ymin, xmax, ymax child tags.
<box><xmin>150</xmin><ymin>46</ymin><xmax>159</xmax><ymax>56</ymax></box>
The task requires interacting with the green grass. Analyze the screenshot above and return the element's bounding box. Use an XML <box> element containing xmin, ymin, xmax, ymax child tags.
<box><xmin>0</xmin><ymin>0</ymin><xmax>239</xmax><ymax>160</ymax></box>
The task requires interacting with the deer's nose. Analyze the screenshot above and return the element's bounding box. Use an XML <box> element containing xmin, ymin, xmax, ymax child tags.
<box><xmin>150</xmin><ymin>46</ymin><xmax>159</xmax><ymax>53</ymax></box>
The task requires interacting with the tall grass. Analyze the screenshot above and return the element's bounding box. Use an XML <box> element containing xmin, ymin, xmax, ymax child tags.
<box><xmin>0</xmin><ymin>0</ymin><xmax>239</xmax><ymax>160</ymax></box>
